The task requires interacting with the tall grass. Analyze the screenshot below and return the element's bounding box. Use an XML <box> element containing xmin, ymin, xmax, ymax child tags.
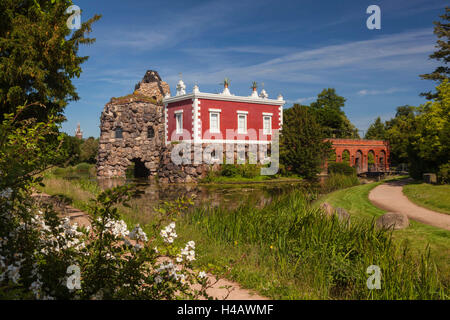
<box><xmin>183</xmin><ymin>190</ymin><xmax>447</xmax><ymax>299</ymax></box>
<box><xmin>323</xmin><ymin>172</ymin><xmax>360</xmax><ymax>193</ymax></box>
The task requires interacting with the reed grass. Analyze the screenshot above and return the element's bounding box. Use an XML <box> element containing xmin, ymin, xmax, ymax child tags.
<box><xmin>182</xmin><ymin>190</ymin><xmax>447</xmax><ymax>299</ymax></box>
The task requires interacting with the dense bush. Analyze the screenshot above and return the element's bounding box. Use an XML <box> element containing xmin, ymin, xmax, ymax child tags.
<box><xmin>438</xmin><ymin>162</ymin><xmax>450</xmax><ymax>184</ymax></box>
<box><xmin>0</xmin><ymin>108</ymin><xmax>210</xmax><ymax>299</ymax></box>
<box><xmin>327</xmin><ymin>162</ymin><xmax>357</xmax><ymax>176</ymax></box>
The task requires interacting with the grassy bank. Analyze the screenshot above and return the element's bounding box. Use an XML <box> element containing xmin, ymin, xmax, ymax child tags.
<box><xmin>38</xmin><ymin>175</ymin><xmax>449</xmax><ymax>299</ymax></box>
<box><xmin>180</xmin><ymin>190</ymin><xmax>447</xmax><ymax>299</ymax></box>
<box><xmin>317</xmin><ymin>180</ymin><xmax>450</xmax><ymax>281</ymax></box>
<box><xmin>403</xmin><ymin>182</ymin><xmax>450</xmax><ymax>215</ymax></box>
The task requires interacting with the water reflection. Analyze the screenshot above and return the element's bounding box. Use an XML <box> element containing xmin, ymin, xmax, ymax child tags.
<box><xmin>97</xmin><ymin>178</ymin><xmax>307</xmax><ymax>212</ymax></box>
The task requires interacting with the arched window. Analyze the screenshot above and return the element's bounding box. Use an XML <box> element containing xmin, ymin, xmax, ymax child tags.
<box><xmin>147</xmin><ymin>126</ymin><xmax>155</xmax><ymax>139</ymax></box>
<box><xmin>115</xmin><ymin>127</ymin><xmax>123</xmax><ymax>139</ymax></box>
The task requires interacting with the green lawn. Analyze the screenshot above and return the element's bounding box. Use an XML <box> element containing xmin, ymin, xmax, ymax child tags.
<box><xmin>403</xmin><ymin>183</ymin><xmax>450</xmax><ymax>215</ymax></box>
<box><xmin>316</xmin><ymin>180</ymin><xmax>450</xmax><ymax>280</ymax></box>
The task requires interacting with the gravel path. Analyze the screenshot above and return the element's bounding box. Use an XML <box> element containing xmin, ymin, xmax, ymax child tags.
<box><xmin>368</xmin><ymin>179</ymin><xmax>450</xmax><ymax>231</ymax></box>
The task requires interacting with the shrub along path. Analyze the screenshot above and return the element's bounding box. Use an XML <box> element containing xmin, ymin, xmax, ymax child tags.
<box><xmin>32</xmin><ymin>192</ymin><xmax>266</xmax><ymax>300</ymax></box>
<box><xmin>369</xmin><ymin>179</ymin><xmax>450</xmax><ymax>231</ymax></box>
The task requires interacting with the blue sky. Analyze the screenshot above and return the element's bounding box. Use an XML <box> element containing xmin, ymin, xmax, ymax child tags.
<box><xmin>64</xmin><ymin>0</ymin><xmax>446</xmax><ymax>138</ymax></box>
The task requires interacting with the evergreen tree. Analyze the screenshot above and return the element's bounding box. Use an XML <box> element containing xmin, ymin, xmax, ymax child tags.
<box><xmin>0</xmin><ymin>0</ymin><xmax>101</xmax><ymax>122</ymax></box>
<box><xmin>420</xmin><ymin>7</ymin><xmax>449</xmax><ymax>99</ymax></box>
<box><xmin>309</xmin><ymin>88</ymin><xmax>359</xmax><ymax>138</ymax></box>
<box><xmin>280</xmin><ymin>104</ymin><xmax>333</xmax><ymax>179</ymax></box>
<box><xmin>365</xmin><ymin>117</ymin><xmax>386</xmax><ymax>140</ymax></box>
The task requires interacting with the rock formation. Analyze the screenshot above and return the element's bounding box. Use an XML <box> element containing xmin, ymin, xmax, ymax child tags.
<box><xmin>134</xmin><ymin>70</ymin><xmax>170</xmax><ymax>102</ymax></box>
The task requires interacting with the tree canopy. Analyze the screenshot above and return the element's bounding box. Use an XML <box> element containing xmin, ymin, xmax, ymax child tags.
<box><xmin>0</xmin><ymin>0</ymin><xmax>101</xmax><ymax>122</ymax></box>
<box><xmin>365</xmin><ymin>117</ymin><xmax>386</xmax><ymax>140</ymax></box>
<box><xmin>420</xmin><ymin>7</ymin><xmax>449</xmax><ymax>99</ymax></box>
<box><xmin>309</xmin><ymin>88</ymin><xmax>359</xmax><ymax>138</ymax></box>
<box><xmin>280</xmin><ymin>104</ymin><xmax>333</xmax><ymax>179</ymax></box>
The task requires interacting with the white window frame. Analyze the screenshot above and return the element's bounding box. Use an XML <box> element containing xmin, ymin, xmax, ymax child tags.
<box><xmin>263</xmin><ymin>114</ymin><xmax>272</xmax><ymax>135</ymax></box>
<box><xmin>174</xmin><ymin>110</ymin><xmax>183</xmax><ymax>134</ymax></box>
<box><xmin>209</xmin><ymin>109</ymin><xmax>221</xmax><ymax>133</ymax></box>
<box><xmin>237</xmin><ymin>111</ymin><xmax>248</xmax><ymax>134</ymax></box>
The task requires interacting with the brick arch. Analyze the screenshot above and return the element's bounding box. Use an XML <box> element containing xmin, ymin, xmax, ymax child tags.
<box><xmin>325</xmin><ymin>139</ymin><xmax>390</xmax><ymax>173</ymax></box>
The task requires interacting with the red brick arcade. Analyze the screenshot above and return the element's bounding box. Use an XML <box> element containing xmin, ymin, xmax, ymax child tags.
<box><xmin>327</xmin><ymin>139</ymin><xmax>390</xmax><ymax>173</ymax></box>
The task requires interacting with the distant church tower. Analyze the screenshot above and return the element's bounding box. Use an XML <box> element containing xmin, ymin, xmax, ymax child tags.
<box><xmin>75</xmin><ymin>123</ymin><xmax>83</xmax><ymax>139</ymax></box>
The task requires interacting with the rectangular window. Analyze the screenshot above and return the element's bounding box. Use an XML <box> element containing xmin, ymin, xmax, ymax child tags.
<box><xmin>263</xmin><ymin>115</ymin><xmax>272</xmax><ymax>134</ymax></box>
<box><xmin>210</xmin><ymin>112</ymin><xmax>220</xmax><ymax>133</ymax></box>
<box><xmin>175</xmin><ymin>112</ymin><xmax>183</xmax><ymax>134</ymax></box>
<box><xmin>238</xmin><ymin>114</ymin><xmax>247</xmax><ymax>134</ymax></box>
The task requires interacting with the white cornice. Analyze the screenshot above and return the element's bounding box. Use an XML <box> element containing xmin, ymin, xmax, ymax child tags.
<box><xmin>163</xmin><ymin>92</ymin><xmax>285</xmax><ymax>106</ymax></box>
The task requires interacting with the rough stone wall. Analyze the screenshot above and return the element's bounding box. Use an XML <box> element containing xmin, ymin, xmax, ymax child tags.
<box><xmin>134</xmin><ymin>70</ymin><xmax>170</xmax><ymax>101</ymax></box>
<box><xmin>97</xmin><ymin>98</ymin><xmax>165</xmax><ymax>178</ymax></box>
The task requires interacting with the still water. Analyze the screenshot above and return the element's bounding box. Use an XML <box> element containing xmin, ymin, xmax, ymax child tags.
<box><xmin>96</xmin><ymin>178</ymin><xmax>313</xmax><ymax>213</ymax></box>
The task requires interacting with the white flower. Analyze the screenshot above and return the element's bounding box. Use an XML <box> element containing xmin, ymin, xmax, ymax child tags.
<box><xmin>6</xmin><ymin>264</ymin><xmax>20</xmax><ymax>284</ymax></box>
<box><xmin>187</xmin><ymin>241</ymin><xmax>195</xmax><ymax>249</ymax></box>
<box><xmin>155</xmin><ymin>276</ymin><xmax>162</xmax><ymax>284</ymax></box>
<box><xmin>198</xmin><ymin>271</ymin><xmax>206</xmax><ymax>278</ymax></box>
<box><xmin>0</xmin><ymin>187</ymin><xmax>12</xmax><ymax>199</ymax></box>
<box><xmin>129</xmin><ymin>224</ymin><xmax>148</xmax><ymax>242</ymax></box>
<box><xmin>153</xmin><ymin>246</ymin><xmax>159</xmax><ymax>253</ymax></box>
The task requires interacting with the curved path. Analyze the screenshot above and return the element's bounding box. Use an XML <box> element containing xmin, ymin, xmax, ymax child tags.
<box><xmin>368</xmin><ymin>179</ymin><xmax>450</xmax><ymax>231</ymax></box>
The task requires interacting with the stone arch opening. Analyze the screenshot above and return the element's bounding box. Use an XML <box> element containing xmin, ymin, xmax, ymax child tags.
<box><xmin>355</xmin><ymin>150</ymin><xmax>363</xmax><ymax>173</ymax></box>
<box><xmin>367</xmin><ymin>150</ymin><xmax>375</xmax><ymax>172</ymax></box>
<box><xmin>130</xmin><ymin>158</ymin><xmax>150</xmax><ymax>178</ymax></box>
<box><xmin>379</xmin><ymin>150</ymin><xmax>386</xmax><ymax>171</ymax></box>
<box><xmin>342</xmin><ymin>149</ymin><xmax>350</xmax><ymax>165</ymax></box>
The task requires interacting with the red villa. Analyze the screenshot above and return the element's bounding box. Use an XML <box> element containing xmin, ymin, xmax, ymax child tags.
<box><xmin>162</xmin><ymin>79</ymin><xmax>285</xmax><ymax>152</ymax></box>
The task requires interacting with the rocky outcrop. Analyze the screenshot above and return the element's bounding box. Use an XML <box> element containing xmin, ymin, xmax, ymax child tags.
<box><xmin>319</xmin><ymin>202</ymin><xmax>350</xmax><ymax>223</ymax></box>
<box><xmin>134</xmin><ymin>70</ymin><xmax>170</xmax><ymax>102</ymax></box>
<box><xmin>376</xmin><ymin>212</ymin><xmax>409</xmax><ymax>230</ymax></box>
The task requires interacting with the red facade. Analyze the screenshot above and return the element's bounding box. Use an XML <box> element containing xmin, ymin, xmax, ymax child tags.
<box><xmin>165</xmin><ymin>94</ymin><xmax>283</xmax><ymax>144</ymax></box>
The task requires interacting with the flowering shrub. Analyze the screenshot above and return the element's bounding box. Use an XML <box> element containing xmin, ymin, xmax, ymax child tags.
<box><xmin>0</xmin><ymin>107</ymin><xmax>210</xmax><ymax>299</ymax></box>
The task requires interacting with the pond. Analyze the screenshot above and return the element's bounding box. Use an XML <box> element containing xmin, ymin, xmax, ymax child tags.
<box><xmin>95</xmin><ymin>178</ymin><xmax>314</xmax><ymax>213</ymax></box>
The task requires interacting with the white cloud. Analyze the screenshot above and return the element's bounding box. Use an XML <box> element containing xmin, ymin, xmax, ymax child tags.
<box><xmin>357</xmin><ymin>88</ymin><xmax>407</xmax><ymax>96</ymax></box>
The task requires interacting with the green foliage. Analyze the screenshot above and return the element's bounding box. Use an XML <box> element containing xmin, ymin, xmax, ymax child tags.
<box><xmin>184</xmin><ymin>191</ymin><xmax>445</xmax><ymax>299</ymax></box>
<box><xmin>365</xmin><ymin>117</ymin><xmax>386</xmax><ymax>140</ymax></box>
<box><xmin>324</xmin><ymin>173</ymin><xmax>360</xmax><ymax>193</ymax></box>
<box><xmin>280</xmin><ymin>104</ymin><xmax>333</xmax><ymax>179</ymax></box>
<box><xmin>342</xmin><ymin>150</ymin><xmax>350</xmax><ymax>164</ymax></box>
<box><xmin>420</xmin><ymin>7</ymin><xmax>449</xmax><ymax>99</ymax></box>
<box><xmin>383</xmin><ymin>105</ymin><xmax>418</xmax><ymax>165</ymax></box>
<box><xmin>438</xmin><ymin>162</ymin><xmax>450</xmax><ymax>184</ymax></box>
<box><xmin>327</xmin><ymin>162</ymin><xmax>357</xmax><ymax>176</ymax></box>
<box><xmin>408</xmin><ymin>80</ymin><xmax>450</xmax><ymax>179</ymax></box>
<box><xmin>0</xmin><ymin>108</ymin><xmax>210</xmax><ymax>300</ymax></box>
<box><xmin>309</xmin><ymin>88</ymin><xmax>360</xmax><ymax>138</ymax></box>
<box><xmin>0</xmin><ymin>0</ymin><xmax>101</xmax><ymax>122</ymax></box>
<box><xmin>80</xmin><ymin>137</ymin><xmax>99</xmax><ymax>164</ymax></box>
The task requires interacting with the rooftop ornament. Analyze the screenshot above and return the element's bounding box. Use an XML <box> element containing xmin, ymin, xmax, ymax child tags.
<box><xmin>221</xmin><ymin>78</ymin><xmax>231</xmax><ymax>95</ymax></box>
<box><xmin>250</xmin><ymin>81</ymin><xmax>258</xmax><ymax>98</ymax></box>
<box><xmin>176</xmin><ymin>72</ymin><xmax>186</xmax><ymax>96</ymax></box>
